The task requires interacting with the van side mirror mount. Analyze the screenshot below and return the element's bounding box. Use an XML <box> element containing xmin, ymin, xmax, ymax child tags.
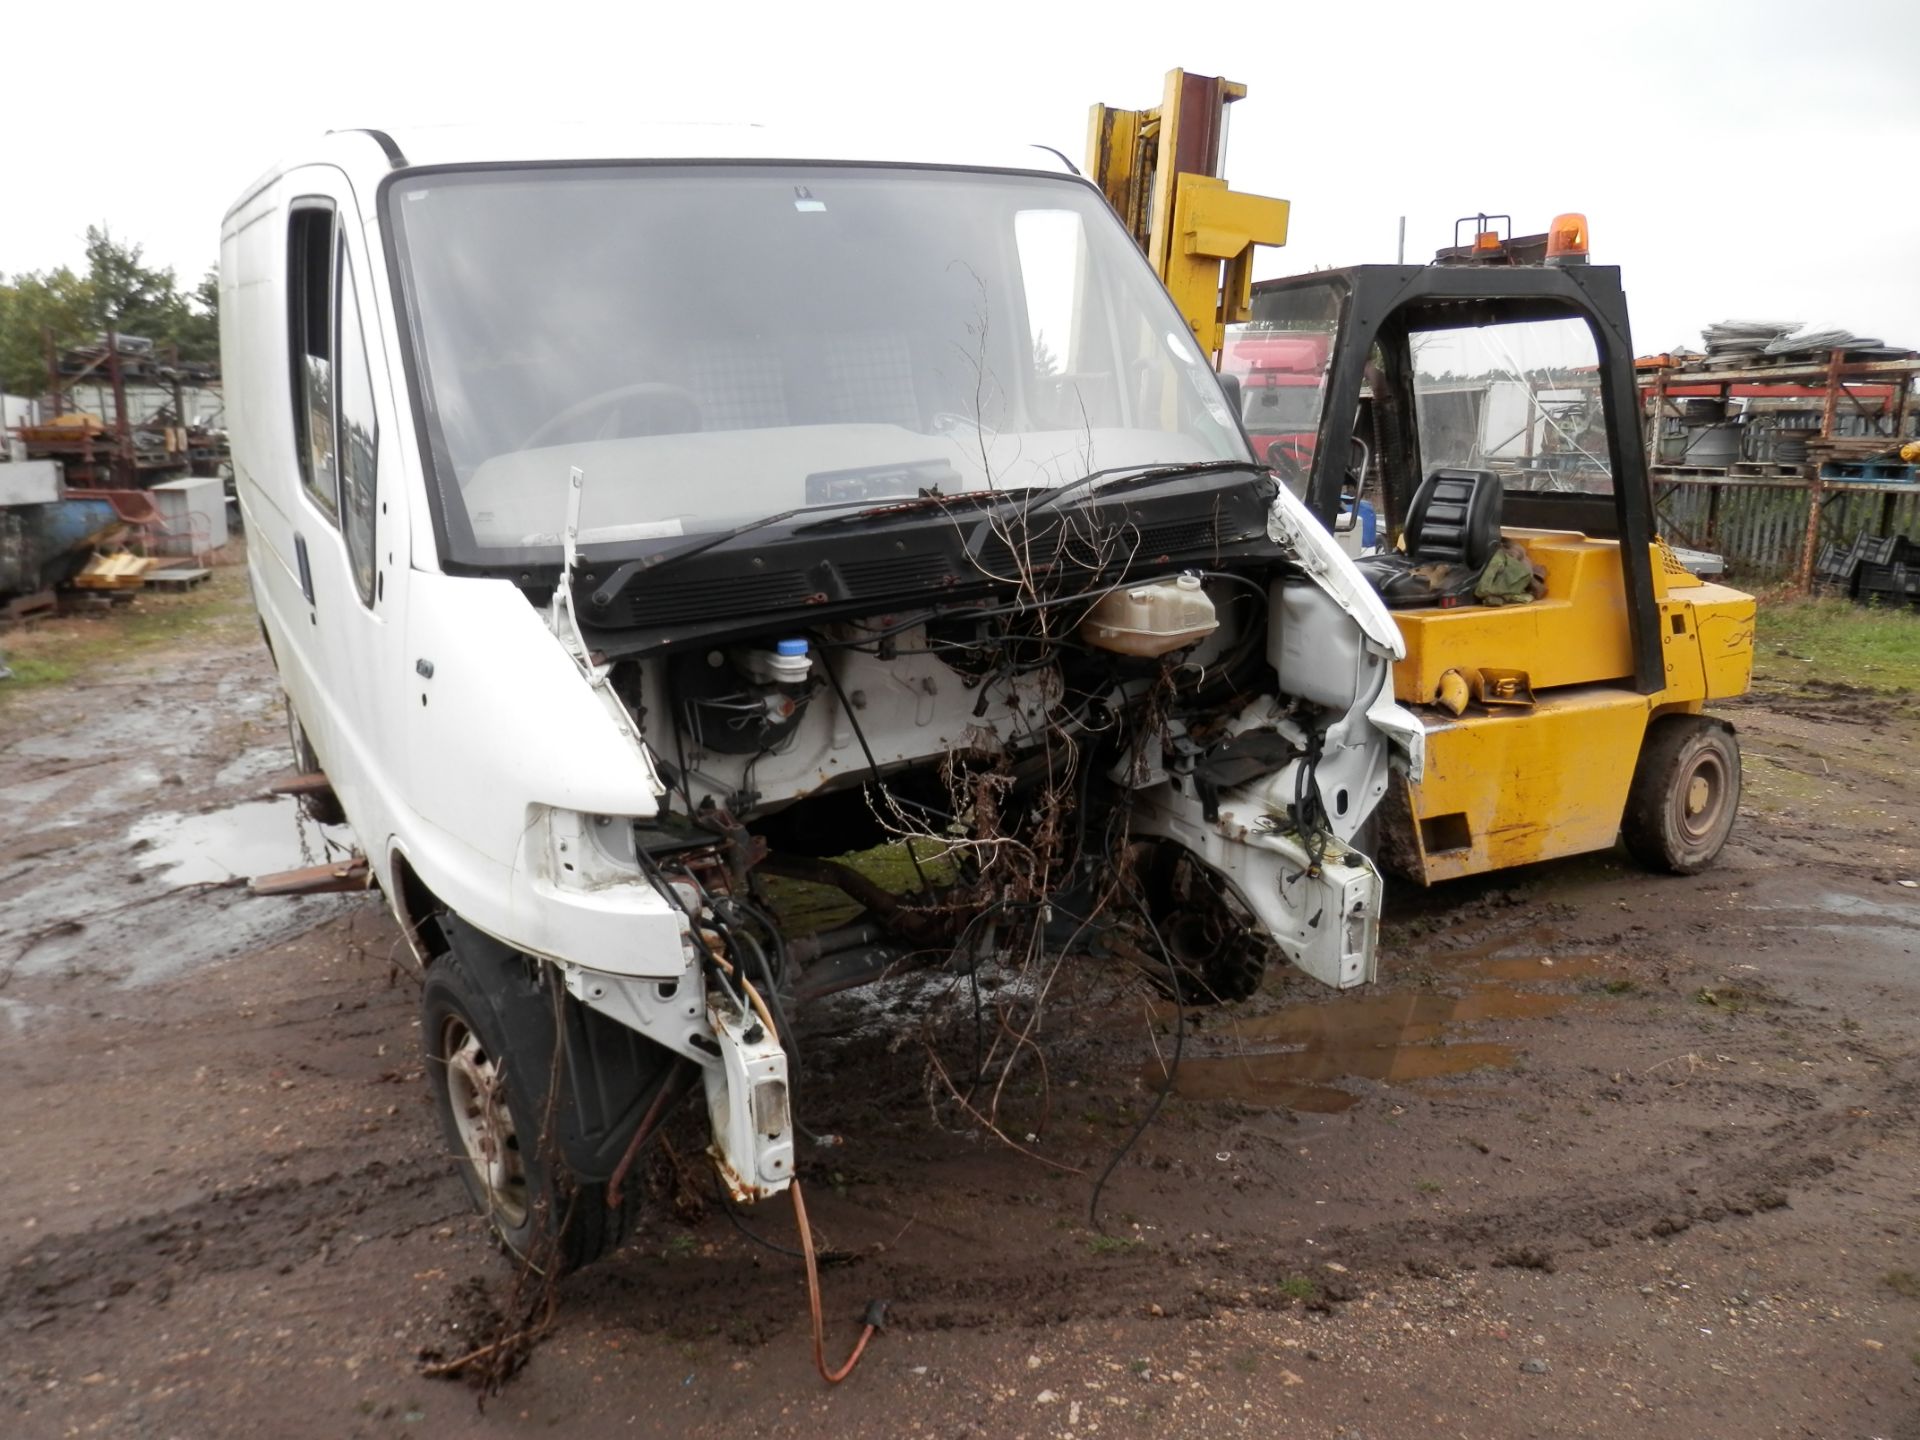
<box><xmin>1217</xmin><ymin>371</ymin><xmax>1243</xmax><ymax>427</ymax></box>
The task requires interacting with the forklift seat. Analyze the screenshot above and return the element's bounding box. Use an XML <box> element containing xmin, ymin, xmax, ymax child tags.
<box><xmin>1404</xmin><ymin>469</ymin><xmax>1504</xmax><ymax>570</ymax></box>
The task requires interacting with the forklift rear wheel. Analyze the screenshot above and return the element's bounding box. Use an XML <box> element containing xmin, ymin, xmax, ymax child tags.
<box><xmin>422</xmin><ymin>940</ymin><xmax>638</xmax><ymax>1274</ymax></box>
<box><xmin>1622</xmin><ymin>716</ymin><xmax>1740</xmax><ymax>875</ymax></box>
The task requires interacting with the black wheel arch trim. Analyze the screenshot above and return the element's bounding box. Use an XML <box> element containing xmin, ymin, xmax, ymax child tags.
<box><xmin>439</xmin><ymin>915</ymin><xmax>675</xmax><ymax>1184</ymax></box>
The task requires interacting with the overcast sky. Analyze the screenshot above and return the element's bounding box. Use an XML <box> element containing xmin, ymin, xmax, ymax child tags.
<box><xmin>8</xmin><ymin>0</ymin><xmax>1917</xmax><ymax>355</ymax></box>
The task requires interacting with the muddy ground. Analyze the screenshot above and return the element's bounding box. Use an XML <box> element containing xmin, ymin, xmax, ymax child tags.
<box><xmin>3</xmin><ymin>562</ymin><xmax>1919</xmax><ymax>1440</ymax></box>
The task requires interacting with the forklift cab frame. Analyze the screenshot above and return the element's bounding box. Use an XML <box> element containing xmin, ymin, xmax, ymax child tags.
<box><xmin>1253</xmin><ymin>263</ymin><xmax>1664</xmax><ymax>695</ymax></box>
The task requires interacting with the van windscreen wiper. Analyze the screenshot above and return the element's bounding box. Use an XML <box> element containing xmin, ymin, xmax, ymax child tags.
<box><xmin>584</xmin><ymin>500</ymin><xmax>873</xmax><ymax>610</ymax></box>
<box><xmin>1028</xmin><ymin>458</ymin><xmax>1267</xmax><ymax>515</ymax></box>
<box><xmin>792</xmin><ymin>486</ymin><xmax>1039</xmax><ymax>531</ymax></box>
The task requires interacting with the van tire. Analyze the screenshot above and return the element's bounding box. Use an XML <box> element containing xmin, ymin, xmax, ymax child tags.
<box><xmin>422</xmin><ymin>937</ymin><xmax>641</xmax><ymax>1274</ymax></box>
<box><xmin>1132</xmin><ymin>840</ymin><xmax>1269</xmax><ymax>1004</ymax></box>
<box><xmin>1622</xmin><ymin>716</ymin><xmax>1740</xmax><ymax>875</ymax></box>
<box><xmin>284</xmin><ymin>703</ymin><xmax>346</xmax><ymax>826</ymax></box>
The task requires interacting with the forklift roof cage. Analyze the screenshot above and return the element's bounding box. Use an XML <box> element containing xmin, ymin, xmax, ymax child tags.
<box><xmin>1250</xmin><ymin>262</ymin><xmax>1664</xmax><ymax>695</ymax></box>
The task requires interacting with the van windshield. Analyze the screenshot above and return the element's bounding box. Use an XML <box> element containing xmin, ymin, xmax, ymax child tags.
<box><xmin>385</xmin><ymin>163</ymin><xmax>1248</xmax><ymax>565</ymax></box>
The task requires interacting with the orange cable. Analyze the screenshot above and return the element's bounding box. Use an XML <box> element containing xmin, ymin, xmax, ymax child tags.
<box><xmin>739</xmin><ymin>976</ymin><xmax>877</xmax><ymax>1382</ymax></box>
<box><xmin>790</xmin><ymin>1177</ymin><xmax>875</xmax><ymax>1384</ymax></box>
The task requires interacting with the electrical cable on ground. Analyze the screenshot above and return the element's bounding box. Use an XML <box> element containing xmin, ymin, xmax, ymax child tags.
<box><xmin>715</xmin><ymin>1177</ymin><xmax>849</xmax><ymax>1262</ymax></box>
<box><xmin>1087</xmin><ymin>899</ymin><xmax>1185</xmax><ymax>1233</ymax></box>
<box><xmin>791</xmin><ymin>1177</ymin><xmax>883</xmax><ymax>1384</ymax></box>
<box><xmin>737</xmin><ymin>973</ymin><xmax>884</xmax><ymax>1384</ymax></box>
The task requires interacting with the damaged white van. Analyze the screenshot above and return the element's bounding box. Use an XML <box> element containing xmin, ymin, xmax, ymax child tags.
<box><xmin>221</xmin><ymin>125</ymin><xmax>1421</xmax><ymax>1269</ymax></box>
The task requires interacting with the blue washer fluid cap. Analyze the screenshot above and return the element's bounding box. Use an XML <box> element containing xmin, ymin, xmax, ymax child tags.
<box><xmin>775</xmin><ymin>638</ymin><xmax>809</xmax><ymax>657</ymax></box>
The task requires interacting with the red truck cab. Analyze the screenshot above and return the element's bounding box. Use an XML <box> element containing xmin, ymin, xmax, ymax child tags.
<box><xmin>1221</xmin><ymin>329</ymin><xmax>1328</xmax><ymax>476</ymax></box>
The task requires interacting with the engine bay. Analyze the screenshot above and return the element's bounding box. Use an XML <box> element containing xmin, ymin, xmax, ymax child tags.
<box><xmin>576</xmin><ymin>478</ymin><xmax>1411</xmax><ymax>1007</ymax></box>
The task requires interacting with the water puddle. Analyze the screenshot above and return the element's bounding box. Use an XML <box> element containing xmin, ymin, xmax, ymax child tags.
<box><xmin>126</xmin><ymin>797</ymin><xmax>319</xmax><ymax>887</ymax></box>
<box><xmin>1161</xmin><ymin>941</ymin><xmax>1624</xmax><ymax>1112</ymax></box>
<box><xmin>1810</xmin><ymin>891</ymin><xmax>1920</xmax><ymax>925</ymax></box>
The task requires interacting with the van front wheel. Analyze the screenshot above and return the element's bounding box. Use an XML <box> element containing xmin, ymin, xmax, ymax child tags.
<box><xmin>422</xmin><ymin>941</ymin><xmax>638</xmax><ymax>1273</ymax></box>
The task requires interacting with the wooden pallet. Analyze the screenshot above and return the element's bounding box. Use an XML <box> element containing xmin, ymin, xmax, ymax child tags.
<box><xmin>144</xmin><ymin>566</ymin><xmax>212</xmax><ymax>590</ymax></box>
<box><xmin>2</xmin><ymin>589</ymin><xmax>56</xmax><ymax>623</ymax></box>
<box><xmin>73</xmin><ymin>552</ymin><xmax>159</xmax><ymax>590</ymax></box>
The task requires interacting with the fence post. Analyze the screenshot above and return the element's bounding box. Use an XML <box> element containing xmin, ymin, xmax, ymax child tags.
<box><xmin>1645</xmin><ymin>371</ymin><xmax>1666</xmax><ymax>471</ymax></box>
<box><xmin>1796</xmin><ymin>349</ymin><xmax>1845</xmax><ymax>593</ymax></box>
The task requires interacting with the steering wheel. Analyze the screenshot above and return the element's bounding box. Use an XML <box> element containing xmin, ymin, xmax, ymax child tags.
<box><xmin>1265</xmin><ymin>440</ymin><xmax>1308</xmax><ymax>491</ymax></box>
<box><xmin>520</xmin><ymin>382</ymin><xmax>703</xmax><ymax>450</ymax></box>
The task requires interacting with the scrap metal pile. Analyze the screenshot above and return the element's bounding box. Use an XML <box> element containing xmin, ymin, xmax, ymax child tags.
<box><xmin>1699</xmin><ymin>320</ymin><xmax>1907</xmax><ymax>366</ymax></box>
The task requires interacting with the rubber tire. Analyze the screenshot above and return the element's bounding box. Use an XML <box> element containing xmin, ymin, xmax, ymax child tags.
<box><xmin>1136</xmin><ymin>841</ymin><xmax>1269</xmax><ymax>1004</ymax></box>
<box><xmin>284</xmin><ymin>702</ymin><xmax>347</xmax><ymax>827</ymax></box>
<box><xmin>421</xmin><ymin>941</ymin><xmax>638</xmax><ymax>1274</ymax></box>
<box><xmin>1622</xmin><ymin>715</ymin><xmax>1741</xmax><ymax>875</ymax></box>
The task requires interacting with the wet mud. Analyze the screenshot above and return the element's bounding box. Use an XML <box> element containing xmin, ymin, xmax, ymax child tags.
<box><xmin>3</xmin><ymin>570</ymin><xmax>1919</xmax><ymax>1438</ymax></box>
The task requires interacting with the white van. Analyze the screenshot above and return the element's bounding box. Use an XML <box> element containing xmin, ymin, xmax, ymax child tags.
<box><xmin>221</xmin><ymin>125</ymin><xmax>1420</xmax><ymax>1269</ymax></box>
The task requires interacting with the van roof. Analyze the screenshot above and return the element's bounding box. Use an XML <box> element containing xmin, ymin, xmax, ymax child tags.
<box><xmin>225</xmin><ymin>122</ymin><xmax>1079</xmax><ymax>223</ymax></box>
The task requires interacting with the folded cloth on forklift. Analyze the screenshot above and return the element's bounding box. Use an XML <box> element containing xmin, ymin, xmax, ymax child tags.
<box><xmin>1354</xmin><ymin>553</ymin><xmax>1475</xmax><ymax>607</ymax></box>
<box><xmin>1354</xmin><ymin>539</ymin><xmax>1542</xmax><ymax>610</ymax></box>
<box><xmin>1473</xmin><ymin>540</ymin><xmax>1545</xmax><ymax>607</ymax></box>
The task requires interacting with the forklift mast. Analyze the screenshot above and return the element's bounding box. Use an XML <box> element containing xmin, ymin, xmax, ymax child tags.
<box><xmin>1086</xmin><ymin>69</ymin><xmax>1291</xmax><ymax>362</ymax></box>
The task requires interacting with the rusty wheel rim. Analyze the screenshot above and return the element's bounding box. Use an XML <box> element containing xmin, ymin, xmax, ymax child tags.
<box><xmin>1674</xmin><ymin>747</ymin><xmax>1730</xmax><ymax>846</ymax></box>
<box><xmin>442</xmin><ymin>1016</ymin><xmax>529</xmax><ymax>1229</ymax></box>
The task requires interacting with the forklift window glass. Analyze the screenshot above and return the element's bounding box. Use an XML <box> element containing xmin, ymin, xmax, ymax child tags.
<box><xmin>1225</xmin><ymin>279</ymin><xmax>1343</xmax><ymax>492</ymax></box>
<box><xmin>386</xmin><ymin>164</ymin><xmax>1245</xmax><ymax>565</ymax></box>
<box><xmin>1411</xmin><ymin>317</ymin><xmax>1613</xmax><ymax>496</ymax></box>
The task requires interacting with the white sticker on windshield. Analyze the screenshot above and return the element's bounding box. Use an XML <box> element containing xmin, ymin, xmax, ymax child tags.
<box><xmin>581</xmin><ymin>518</ymin><xmax>687</xmax><ymax>542</ymax></box>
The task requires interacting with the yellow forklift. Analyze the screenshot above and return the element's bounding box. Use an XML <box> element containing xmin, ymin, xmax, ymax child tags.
<box><xmin>1088</xmin><ymin>73</ymin><xmax>1757</xmax><ymax>883</ymax></box>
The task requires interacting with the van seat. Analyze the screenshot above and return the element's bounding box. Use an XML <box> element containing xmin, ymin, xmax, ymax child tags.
<box><xmin>686</xmin><ymin>341</ymin><xmax>791</xmax><ymax>431</ymax></box>
<box><xmin>824</xmin><ymin>333</ymin><xmax>920</xmax><ymax>429</ymax></box>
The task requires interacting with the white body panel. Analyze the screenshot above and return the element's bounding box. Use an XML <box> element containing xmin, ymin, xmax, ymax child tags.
<box><xmin>222</xmin><ymin>127</ymin><xmax>1420</xmax><ymax>1206</ymax></box>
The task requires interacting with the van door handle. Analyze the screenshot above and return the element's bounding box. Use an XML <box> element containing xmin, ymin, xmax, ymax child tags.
<box><xmin>294</xmin><ymin>532</ymin><xmax>315</xmax><ymax>605</ymax></box>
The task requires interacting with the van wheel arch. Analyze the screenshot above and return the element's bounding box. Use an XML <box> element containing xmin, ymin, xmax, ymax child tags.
<box><xmin>389</xmin><ymin>850</ymin><xmax>452</xmax><ymax>965</ymax></box>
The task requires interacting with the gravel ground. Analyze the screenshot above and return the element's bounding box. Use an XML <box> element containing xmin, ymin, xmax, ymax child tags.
<box><xmin>2</xmin><ymin>564</ymin><xmax>1917</xmax><ymax>1439</ymax></box>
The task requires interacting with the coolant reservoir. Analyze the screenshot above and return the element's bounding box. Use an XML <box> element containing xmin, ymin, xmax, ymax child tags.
<box><xmin>738</xmin><ymin>637</ymin><xmax>813</xmax><ymax>686</ymax></box>
<box><xmin>1080</xmin><ymin>574</ymin><xmax>1218</xmax><ymax>658</ymax></box>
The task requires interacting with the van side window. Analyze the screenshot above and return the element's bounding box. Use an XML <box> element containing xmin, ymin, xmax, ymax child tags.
<box><xmin>288</xmin><ymin>204</ymin><xmax>338</xmax><ymax>518</ymax></box>
<box><xmin>336</xmin><ymin>242</ymin><xmax>379</xmax><ymax>606</ymax></box>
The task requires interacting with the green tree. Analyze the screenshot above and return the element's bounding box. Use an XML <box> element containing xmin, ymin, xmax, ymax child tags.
<box><xmin>0</xmin><ymin>267</ymin><xmax>94</xmax><ymax>396</ymax></box>
<box><xmin>81</xmin><ymin>227</ymin><xmax>219</xmax><ymax>360</ymax></box>
<box><xmin>171</xmin><ymin>270</ymin><xmax>221</xmax><ymax>360</ymax></box>
<box><xmin>0</xmin><ymin>229</ymin><xmax>219</xmax><ymax>396</ymax></box>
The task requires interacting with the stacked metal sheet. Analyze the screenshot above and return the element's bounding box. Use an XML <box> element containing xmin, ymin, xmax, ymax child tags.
<box><xmin>1701</xmin><ymin>321</ymin><xmax>1797</xmax><ymax>361</ymax></box>
<box><xmin>1764</xmin><ymin>327</ymin><xmax>1882</xmax><ymax>355</ymax></box>
<box><xmin>1698</xmin><ymin>321</ymin><xmax>1908</xmax><ymax>366</ymax></box>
